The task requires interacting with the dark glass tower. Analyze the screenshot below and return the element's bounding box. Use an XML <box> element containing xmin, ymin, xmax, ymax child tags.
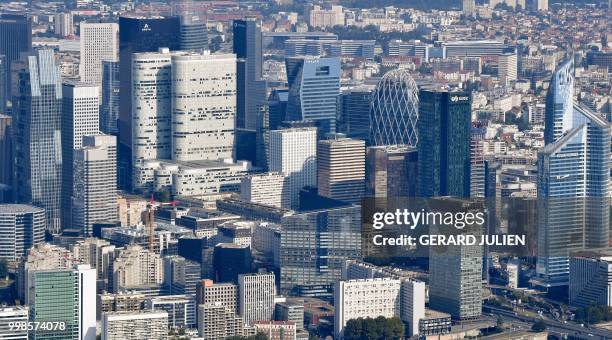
<box><xmin>101</xmin><ymin>60</ymin><xmax>119</xmax><ymax>135</ymax></box>
<box><xmin>417</xmin><ymin>88</ymin><xmax>472</xmax><ymax>198</ymax></box>
<box><xmin>12</xmin><ymin>50</ymin><xmax>63</xmax><ymax>233</ymax></box>
<box><xmin>0</xmin><ymin>14</ymin><xmax>32</xmax><ymax>109</ymax></box>
<box><xmin>233</xmin><ymin>19</ymin><xmax>265</xmax><ymax>130</ymax></box>
<box><xmin>118</xmin><ymin>16</ymin><xmax>180</xmax><ymax>189</ymax></box>
<box><xmin>180</xmin><ymin>14</ymin><xmax>207</xmax><ymax>51</ymax></box>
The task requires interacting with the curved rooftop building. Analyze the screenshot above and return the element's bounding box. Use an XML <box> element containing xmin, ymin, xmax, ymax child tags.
<box><xmin>369</xmin><ymin>69</ymin><xmax>419</xmax><ymax>147</ymax></box>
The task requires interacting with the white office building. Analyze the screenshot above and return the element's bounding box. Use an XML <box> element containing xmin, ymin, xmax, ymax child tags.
<box><xmin>239</xmin><ymin>273</ymin><xmax>276</xmax><ymax>325</ymax></box>
<box><xmin>240</xmin><ymin>172</ymin><xmax>289</xmax><ymax>208</ymax></box>
<box><xmin>171</xmin><ymin>52</ymin><xmax>236</xmax><ymax>161</ymax></box>
<box><xmin>72</xmin><ymin>134</ymin><xmax>117</xmax><ymax>236</ymax></box>
<box><xmin>80</xmin><ymin>22</ymin><xmax>119</xmax><ymax>92</ymax></box>
<box><xmin>498</xmin><ymin>52</ymin><xmax>518</xmax><ymax>84</ymax></box>
<box><xmin>400</xmin><ymin>280</ymin><xmax>426</xmax><ymax>337</ymax></box>
<box><xmin>269</xmin><ymin>127</ymin><xmax>317</xmax><ymax>209</ymax></box>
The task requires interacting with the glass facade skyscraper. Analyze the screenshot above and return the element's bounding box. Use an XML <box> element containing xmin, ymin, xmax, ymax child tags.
<box><xmin>417</xmin><ymin>88</ymin><xmax>472</xmax><ymax>198</ymax></box>
<box><xmin>0</xmin><ymin>14</ymin><xmax>32</xmax><ymax>109</ymax></box>
<box><xmin>370</xmin><ymin>69</ymin><xmax>419</xmax><ymax>147</ymax></box>
<box><xmin>285</xmin><ymin>56</ymin><xmax>341</xmax><ymax>134</ymax></box>
<box><xmin>339</xmin><ymin>86</ymin><xmax>373</xmax><ymax>142</ymax></box>
<box><xmin>536</xmin><ymin>59</ymin><xmax>611</xmax><ymax>286</ymax></box>
<box><xmin>101</xmin><ymin>60</ymin><xmax>120</xmax><ymax>135</ymax></box>
<box><xmin>118</xmin><ymin>16</ymin><xmax>180</xmax><ymax>189</ymax></box>
<box><xmin>12</xmin><ymin>50</ymin><xmax>63</xmax><ymax>233</ymax></box>
<box><xmin>279</xmin><ymin>205</ymin><xmax>361</xmax><ymax>296</ymax></box>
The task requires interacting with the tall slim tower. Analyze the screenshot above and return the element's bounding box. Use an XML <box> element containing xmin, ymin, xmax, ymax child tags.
<box><xmin>417</xmin><ymin>88</ymin><xmax>472</xmax><ymax>198</ymax></box>
<box><xmin>269</xmin><ymin>127</ymin><xmax>317</xmax><ymax>209</ymax></box>
<box><xmin>72</xmin><ymin>135</ymin><xmax>117</xmax><ymax>236</ymax></box>
<box><xmin>171</xmin><ymin>52</ymin><xmax>236</xmax><ymax>161</ymax></box>
<box><xmin>101</xmin><ymin>60</ymin><xmax>120</xmax><ymax>135</ymax></box>
<box><xmin>536</xmin><ymin>59</ymin><xmax>611</xmax><ymax>285</ymax></box>
<box><xmin>238</xmin><ymin>273</ymin><xmax>276</xmax><ymax>325</ymax></box>
<box><xmin>0</xmin><ymin>14</ymin><xmax>32</xmax><ymax>108</ymax></box>
<box><xmin>12</xmin><ymin>50</ymin><xmax>63</xmax><ymax>233</ymax></box>
<box><xmin>61</xmin><ymin>81</ymin><xmax>100</xmax><ymax>227</ymax></box>
<box><xmin>118</xmin><ymin>16</ymin><xmax>180</xmax><ymax>189</ymax></box>
<box><xmin>80</xmin><ymin>22</ymin><xmax>118</xmax><ymax>94</ymax></box>
<box><xmin>285</xmin><ymin>57</ymin><xmax>341</xmax><ymax>134</ymax></box>
<box><xmin>233</xmin><ymin>19</ymin><xmax>266</xmax><ymax>130</ymax></box>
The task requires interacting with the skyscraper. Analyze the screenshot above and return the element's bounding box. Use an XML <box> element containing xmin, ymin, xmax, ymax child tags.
<box><xmin>417</xmin><ymin>88</ymin><xmax>472</xmax><ymax>198</ymax></box>
<box><xmin>365</xmin><ymin>145</ymin><xmax>418</xmax><ymax>198</ymax></box>
<box><xmin>171</xmin><ymin>52</ymin><xmax>236</xmax><ymax>161</ymax></box>
<box><xmin>12</xmin><ymin>50</ymin><xmax>63</xmax><ymax>233</ymax></box>
<box><xmin>80</xmin><ymin>22</ymin><xmax>118</xmax><ymax>94</ymax></box>
<box><xmin>180</xmin><ymin>12</ymin><xmax>207</xmax><ymax>51</ymax></box>
<box><xmin>101</xmin><ymin>60</ymin><xmax>120</xmax><ymax>135</ymax></box>
<box><xmin>233</xmin><ymin>19</ymin><xmax>266</xmax><ymax>130</ymax></box>
<box><xmin>54</xmin><ymin>13</ymin><xmax>73</xmax><ymax>37</ymax></box>
<box><xmin>0</xmin><ymin>14</ymin><xmax>32</xmax><ymax>108</ymax></box>
<box><xmin>317</xmin><ymin>136</ymin><xmax>365</xmax><ymax>204</ymax></box>
<box><xmin>498</xmin><ymin>52</ymin><xmax>518</xmax><ymax>84</ymax></box>
<box><xmin>27</xmin><ymin>264</ymin><xmax>96</xmax><ymax>340</ymax></box>
<box><xmin>72</xmin><ymin>135</ymin><xmax>117</xmax><ymax>236</ymax></box>
<box><xmin>537</xmin><ymin>59</ymin><xmax>611</xmax><ymax>285</ymax></box>
<box><xmin>0</xmin><ymin>204</ymin><xmax>45</xmax><ymax>263</ymax></box>
<box><xmin>462</xmin><ymin>0</ymin><xmax>476</xmax><ymax>16</ymax></box>
<box><xmin>280</xmin><ymin>205</ymin><xmax>361</xmax><ymax>295</ymax></box>
<box><xmin>118</xmin><ymin>16</ymin><xmax>180</xmax><ymax>189</ymax></box>
<box><xmin>0</xmin><ymin>114</ymin><xmax>12</xmax><ymax>190</ymax></box>
<box><xmin>339</xmin><ymin>86</ymin><xmax>374</xmax><ymax>141</ymax></box>
<box><xmin>61</xmin><ymin>81</ymin><xmax>100</xmax><ymax>227</ymax></box>
<box><xmin>238</xmin><ymin>272</ymin><xmax>276</xmax><ymax>325</ymax></box>
<box><xmin>269</xmin><ymin>127</ymin><xmax>317</xmax><ymax>209</ymax></box>
<box><xmin>285</xmin><ymin>57</ymin><xmax>341</xmax><ymax>133</ymax></box>
<box><xmin>370</xmin><ymin>69</ymin><xmax>419</xmax><ymax>147</ymax></box>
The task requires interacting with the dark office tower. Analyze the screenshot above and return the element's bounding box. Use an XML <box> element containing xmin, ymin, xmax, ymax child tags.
<box><xmin>233</xmin><ymin>19</ymin><xmax>266</xmax><ymax>130</ymax></box>
<box><xmin>12</xmin><ymin>50</ymin><xmax>63</xmax><ymax>234</ymax></box>
<box><xmin>101</xmin><ymin>60</ymin><xmax>120</xmax><ymax>135</ymax></box>
<box><xmin>365</xmin><ymin>145</ymin><xmax>418</xmax><ymax>198</ymax></box>
<box><xmin>0</xmin><ymin>55</ymin><xmax>5</xmax><ymax>112</ymax></box>
<box><xmin>0</xmin><ymin>114</ymin><xmax>11</xmax><ymax>202</ymax></box>
<box><xmin>118</xmin><ymin>16</ymin><xmax>180</xmax><ymax>189</ymax></box>
<box><xmin>180</xmin><ymin>14</ymin><xmax>207</xmax><ymax>51</ymax></box>
<box><xmin>0</xmin><ymin>14</ymin><xmax>32</xmax><ymax>108</ymax></box>
<box><xmin>213</xmin><ymin>243</ymin><xmax>252</xmax><ymax>284</ymax></box>
<box><xmin>417</xmin><ymin>88</ymin><xmax>472</xmax><ymax>198</ymax></box>
<box><xmin>339</xmin><ymin>86</ymin><xmax>373</xmax><ymax>142</ymax></box>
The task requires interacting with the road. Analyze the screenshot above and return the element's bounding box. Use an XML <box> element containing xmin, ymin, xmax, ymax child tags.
<box><xmin>484</xmin><ymin>305</ymin><xmax>612</xmax><ymax>339</ymax></box>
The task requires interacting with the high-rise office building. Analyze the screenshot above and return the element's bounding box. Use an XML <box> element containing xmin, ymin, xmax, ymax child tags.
<box><xmin>233</xmin><ymin>19</ymin><xmax>266</xmax><ymax>130</ymax></box>
<box><xmin>240</xmin><ymin>172</ymin><xmax>289</xmax><ymax>208</ymax></box>
<box><xmin>339</xmin><ymin>86</ymin><xmax>374</xmax><ymax>141</ymax></box>
<box><xmin>61</xmin><ymin>81</ymin><xmax>100</xmax><ymax>227</ymax></box>
<box><xmin>118</xmin><ymin>16</ymin><xmax>180</xmax><ymax>189</ymax></box>
<box><xmin>366</xmin><ymin>145</ymin><xmax>418</xmax><ymax>198</ymax></box>
<box><xmin>537</xmin><ymin>59</ymin><xmax>610</xmax><ymax>285</ymax></box>
<box><xmin>417</xmin><ymin>88</ymin><xmax>472</xmax><ymax>198</ymax></box>
<box><xmin>401</xmin><ymin>280</ymin><xmax>426</xmax><ymax>337</ymax></box>
<box><xmin>102</xmin><ymin>311</ymin><xmax>168</xmax><ymax>340</ymax></box>
<box><xmin>0</xmin><ymin>56</ymin><xmax>5</xmax><ymax>112</ymax></box>
<box><xmin>370</xmin><ymin>69</ymin><xmax>419</xmax><ymax>147</ymax></box>
<box><xmin>269</xmin><ymin>127</ymin><xmax>317</xmax><ymax>209</ymax></box>
<box><xmin>285</xmin><ymin>57</ymin><xmax>341</xmax><ymax>133</ymax></box>
<box><xmin>180</xmin><ymin>13</ymin><xmax>207</xmax><ymax>51</ymax></box>
<box><xmin>171</xmin><ymin>52</ymin><xmax>236</xmax><ymax>161</ymax></box>
<box><xmin>54</xmin><ymin>13</ymin><xmax>73</xmax><ymax>37</ymax></box>
<box><xmin>0</xmin><ymin>204</ymin><xmax>45</xmax><ymax>263</ymax></box>
<box><xmin>27</xmin><ymin>264</ymin><xmax>96</xmax><ymax>340</ymax></box>
<box><xmin>238</xmin><ymin>272</ymin><xmax>276</xmax><ymax>325</ymax></box>
<box><xmin>213</xmin><ymin>243</ymin><xmax>252</xmax><ymax>283</ymax></box>
<box><xmin>280</xmin><ymin>205</ymin><xmax>361</xmax><ymax>295</ymax></box>
<box><xmin>196</xmin><ymin>279</ymin><xmax>238</xmax><ymax>313</ymax></box>
<box><xmin>101</xmin><ymin>60</ymin><xmax>120</xmax><ymax>134</ymax></box>
<box><xmin>498</xmin><ymin>52</ymin><xmax>518</xmax><ymax>84</ymax></box>
<box><xmin>0</xmin><ymin>114</ymin><xmax>11</xmax><ymax>190</ymax></box>
<box><xmin>19</xmin><ymin>243</ymin><xmax>76</xmax><ymax>301</ymax></box>
<box><xmin>0</xmin><ymin>14</ymin><xmax>32</xmax><ymax>107</ymax></box>
<box><xmin>470</xmin><ymin>126</ymin><xmax>486</xmax><ymax>198</ymax></box>
<box><xmin>0</xmin><ymin>307</ymin><xmax>28</xmax><ymax>339</ymax></box>
<box><xmin>164</xmin><ymin>255</ymin><xmax>200</xmax><ymax>296</ymax></box>
<box><xmin>570</xmin><ymin>255</ymin><xmax>612</xmax><ymax>308</ymax></box>
<box><xmin>72</xmin><ymin>135</ymin><xmax>117</xmax><ymax>236</ymax></box>
<box><xmin>131</xmin><ymin>49</ymin><xmax>172</xmax><ymax>180</ymax></box>
<box><xmin>317</xmin><ymin>137</ymin><xmax>365</xmax><ymax>204</ymax></box>
<box><xmin>80</xmin><ymin>23</ymin><xmax>118</xmax><ymax>92</ymax></box>
<box><xmin>12</xmin><ymin>50</ymin><xmax>63</xmax><ymax>233</ymax></box>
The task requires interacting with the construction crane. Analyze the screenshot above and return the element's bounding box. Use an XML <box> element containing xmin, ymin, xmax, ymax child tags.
<box><xmin>145</xmin><ymin>195</ymin><xmax>177</xmax><ymax>253</ymax></box>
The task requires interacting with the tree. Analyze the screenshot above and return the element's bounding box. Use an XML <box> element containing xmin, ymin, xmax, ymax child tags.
<box><xmin>343</xmin><ymin>316</ymin><xmax>404</xmax><ymax>339</ymax></box>
<box><xmin>531</xmin><ymin>319</ymin><xmax>546</xmax><ymax>332</ymax></box>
